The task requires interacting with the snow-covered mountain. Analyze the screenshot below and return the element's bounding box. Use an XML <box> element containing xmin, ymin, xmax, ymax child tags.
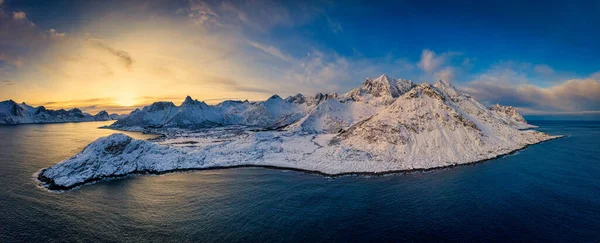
<box><xmin>110</xmin><ymin>93</ymin><xmax>316</xmax><ymax>130</ymax></box>
<box><xmin>37</xmin><ymin>74</ymin><xmax>561</xmax><ymax>190</ymax></box>
<box><xmin>0</xmin><ymin>100</ymin><xmax>113</xmax><ymax>125</ymax></box>
<box><xmin>110</xmin><ymin>74</ymin><xmax>415</xmax><ymax>132</ymax></box>
<box><xmin>342</xmin><ymin>74</ymin><xmax>415</xmax><ymax>104</ymax></box>
<box><xmin>109</xmin><ymin>113</ymin><xmax>128</xmax><ymax>120</ymax></box>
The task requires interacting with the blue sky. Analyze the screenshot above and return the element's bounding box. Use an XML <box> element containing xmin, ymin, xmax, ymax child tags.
<box><xmin>0</xmin><ymin>0</ymin><xmax>598</xmax><ymax>115</ymax></box>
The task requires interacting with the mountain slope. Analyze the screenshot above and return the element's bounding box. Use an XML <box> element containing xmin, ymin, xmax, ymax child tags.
<box><xmin>0</xmin><ymin>100</ymin><xmax>113</xmax><ymax>125</ymax></box>
<box><xmin>333</xmin><ymin>82</ymin><xmax>552</xmax><ymax>169</ymax></box>
<box><xmin>110</xmin><ymin>94</ymin><xmax>318</xmax><ymax>130</ymax></box>
<box><xmin>37</xmin><ymin>75</ymin><xmax>560</xmax><ymax>189</ymax></box>
<box><xmin>288</xmin><ymin>75</ymin><xmax>416</xmax><ymax>133</ymax></box>
<box><xmin>343</xmin><ymin>74</ymin><xmax>415</xmax><ymax>105</ymax></box>
<box><xmin>110</xmin><ymin>74</ymin><xmax>417</xmax><ymax>133</ymax></box>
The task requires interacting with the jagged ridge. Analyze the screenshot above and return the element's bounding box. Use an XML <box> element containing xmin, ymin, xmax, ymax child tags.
<box><xmin>37</xmin><ymin>74</ymin><xmax>559</xmax><ymax>190</ymax></box>
<box><xmin>0</xmin><ymin>100</ymin><xmax>115</xmax><ymax>125</ymax></box>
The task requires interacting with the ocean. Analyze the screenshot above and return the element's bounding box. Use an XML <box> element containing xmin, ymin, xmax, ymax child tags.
<box><xmin>0</xmin><ymin>120</ymin><xmax>598</xmax><ymax>242</ymax></box>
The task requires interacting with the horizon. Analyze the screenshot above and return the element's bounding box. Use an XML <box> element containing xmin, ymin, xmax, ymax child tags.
<box><xmin>1</xmin><ymin>0</ymin><xmax>599</xmax><ymax>117</ymax></box>
<box><xmin>2</xmin><ymin>1</ymin><xmax>600</xmax><ymax>241</ymax></box>
<box><xmin>4</xmin><ymin>76</ymin><xmax>600</xmax><ymax>120</ymax></box>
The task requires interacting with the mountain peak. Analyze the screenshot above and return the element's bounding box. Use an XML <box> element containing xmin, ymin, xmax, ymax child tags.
<box><xmin>374</xmin><ymin>73</ymin><xmax>391</xmax><ymax>83</ymax></box>
<box><xmin>146</xmin><ymin>101</ymin><xmax>176</xmax><ymax>112</ymax></box>
<box><xmin>359</xmin><ymin>74</ymin><xmax>399</xmax><ymax>98</ymax></box>
<box><xmin>69</xmin><ymin>108</ymin><xmax>83</xmax><ymax>113</ymax></box>
<box><xmin>285</xmin><ymin>93</ymin><xmax>306</xmax><ymax>104</ymax></box>
<box><xmin>434</xmin><ymin>79</ymin><xmax>454</xmax><ymax>89</ymax></box>
<box><xmin>181</xmin><ymin>95</ymin><xmax>202</xmax><ymax>107</ymax></box>
<box><xmin>268</xmin><ymin>94</ymin><xmax>282</xmax><ymax>100</ymax></box>
<box><xmin>95</xmin><ymin>110</ymin><xmax>109</xmax><ymax>116</ymax></box>
<box><xmin>2</xmin><ymin>99</ymin><xmax>17</xmax><ymax>105</ymax></box>
<box><xmin>375</xmin><ymin>73</ymin><xmax>387</xmax><ymax>79</ymax></box>
<box><xmin>433</xmin><ymin>79</ymin><xmax>461</xmax><ymax>99</ymax></box>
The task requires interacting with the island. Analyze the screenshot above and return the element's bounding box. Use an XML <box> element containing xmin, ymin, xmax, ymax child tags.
<box><xmin>37</xmin><ymin>75</ymin><xmax>561</xmax><ymax>190</ymax></box>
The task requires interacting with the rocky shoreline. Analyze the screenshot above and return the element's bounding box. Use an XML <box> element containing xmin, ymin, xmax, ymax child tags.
<box><xmin>36</xmin><ymin>77</ymin><xmax>560</xmax><ymax>191</ymax></box>
<box><xmin>37</xmin><ymin>135</ymin><xmax>564</xmax><ymax>191</ymax></box>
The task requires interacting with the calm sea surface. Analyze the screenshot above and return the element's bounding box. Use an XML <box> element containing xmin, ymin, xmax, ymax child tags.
<box><xmin>0</xmin><ymin>120</ymin><xmax>598</xmax><ymax>242</ymax></box>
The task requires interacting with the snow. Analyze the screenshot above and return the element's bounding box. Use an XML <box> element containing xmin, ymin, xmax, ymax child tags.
<box><xmin>0</xmin><ymin>100</ymin><xmax>113</xmax><ymax>125</ymax></box>
<box><xmin>36</xmin><ymin>75</ymin><xmax>561</xmax><ymax>189</ymax></box>
<box><xmin>109</xmin><ymin>113</ymin><xmax>128</xmax><ymax>120</ymax></box>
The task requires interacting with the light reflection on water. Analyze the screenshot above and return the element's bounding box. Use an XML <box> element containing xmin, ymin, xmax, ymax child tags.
<box><xmin>0</xmin><ymin>120</ymin><xmax>599</xmax><ymax>242</ymax></box>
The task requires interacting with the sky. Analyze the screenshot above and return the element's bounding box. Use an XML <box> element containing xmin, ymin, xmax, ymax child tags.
<box><xmin>0</xmin><ymin>0</ymin><xmax>599</xmax><ymax>116</ymax></box>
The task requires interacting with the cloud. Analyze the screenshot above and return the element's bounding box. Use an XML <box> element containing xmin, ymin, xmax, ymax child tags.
<box><xmin>10</xmin><ymin>11</ymin><xmax>36</xmax><ymax>27</ymax></box>
<box><xmin>0</xmin><ymin>54</ymin><xmax>24</xmax><ymax>68</ymax></box>
<box><xmin>460</xmin><ymin>75</ymin><xmax>600</xmax><ymax>113</ymax></box>
<box><xmin>284</xmin><ymin>50</ymin><xmax>351</xmax><ymax>93</ymax></box>
<box><xmin>418</xmin><ymin>49</ymin><xmax>446</xmax><ymax>72</ymax></box>
<box><xmin>12</xmin><ymin>11</ymin><xmax>26</xmax><ymax>20</ymax></box>
<box><xmin>188</xmin><ymin>0</ymin><xmax>220</xmax><ymax>26</ymax></box>
<box><xmin>326</xmin><ymin>16</ymin><xmax>342</xmax><ymax>34</ymax></box>
<box><xmin>186</xmin><ymin>0</ymin><xmax>319</xmax><ymax>32</ymax></box>
<box><xmin>246</xmin><ymin>40</ymin><xmax>293</xmax><ymax>62</ymax></box>
<box><xmin>27</xmin><ymin>97</ymin><xmax>121</xmax><ymax>114</ymax></box>
<box><xmin>219</xmin><ymin>1</ymin><xmax>250</xmax><ymax>26</ymax></box>
<box><xmin>473</xmin><ymin>61</ymin><xmax>532</xmax><ymax>84</ymax></box>
<box><xmin>85</xmin><ymin>36</ymin><xmax>133</xmax><ymax>69</ymax></box>
<box><xmin>219</xmin><ymin>0</ymin><xmax>292</xmax><ymax>31</ymax></box>
<box><xmin>434</xmin><ymin>67</ymin><xmax>455</xmax><ymax>82</ymax></box>
<box><xmin>202</xmin><ymin>75</ymin><xmax>276</xmax><ymax>94</ymax></box>
<box><xmin>47</xmin><ymin>29</ymin><xmax>66</xmax><ymax>38</ymax></box>
<box><xmin>1</xmin><ymin>80</ymin><xmax>14</xmax><ymax>86</ymax></box>
<box><xmin>0</xmin><ymin>6</ymin><xmax>67</xmax><ymax>66</ymax></box>
<box><xmin>533</xmin><ymin>64</ymin><xmax>555</xmax><ymax>76</ymax></box>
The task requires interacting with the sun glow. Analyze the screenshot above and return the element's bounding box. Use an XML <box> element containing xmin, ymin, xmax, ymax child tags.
<box><xmin>116</xmin><ymin>93</ymin><xmax>136</xmax><ymax>107</ymax></box>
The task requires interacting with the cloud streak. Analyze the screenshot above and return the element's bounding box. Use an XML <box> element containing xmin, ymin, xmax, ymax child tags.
<box><xmin>202</xmin><ymin>75</ymin><xmax>277</xmax><ymax>94</ymax></box>
<box><xmin>246</xmin><ymin>40</ymin><xmax>293</xmax><ymax>62</ymax></box>
<box><xmin>85</xmin><ymin>37</ymin><xmax>133</xmax><ymax>70</ymax></box>
<box><xmin>1</xmin><ymin>79</ymin><xmax>14</xmax><ymax>85</ymax></box>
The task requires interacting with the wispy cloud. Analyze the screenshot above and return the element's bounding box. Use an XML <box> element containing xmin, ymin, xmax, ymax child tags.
<box><xmin>246</xmin><ymin>40</ymin><xmax>294</xmax><ymax>62</ymax></box>
<box><xmin>326</xmin><ymin>16</ymin><xmax>343</xmax><ymax>34</ymax></box>
<box><xmin>187</xmin><ymin>0</ymin><xmax>220</xmax><ymax>26</ymax></box>
<box><xmin>185</xmin><ymin>0</ymin><xmax>322</xmax><ymax>32</ymax></box>
<box><xmin>0</xmin><ymin>54</ymin><xmax>24</xmax><ymax>68</ymax></box>
<box><xmin>284</xmin><ymin>50</ymin><xmax>351</xmax><ymax>93</ymax></box>
<box><xmin>202</xmin><ymin>75</ymin><xmax>277</xmax><ymax>94</ymax></box>
<box><xmin>533</xmin><ymin>64</ymin><xmax>555</xmax><ymax>76</ymax></box>
<box><xmin>1</xmin><ymin>79</ymin><xmax>14</xmax><ymax>86</ymax></box>
<box><xmin>85</xmin><ymin>36</ymin><xmax>133</xmax><ymax>70</ymax></box>
<box><xmin>434</xmin><ymin>67</ymin><xmax>455</xmax><ymax>82</ymax></box>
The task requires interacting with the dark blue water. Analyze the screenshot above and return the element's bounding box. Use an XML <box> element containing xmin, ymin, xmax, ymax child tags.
<box><xmin>0</xmin><ymin>121</ymin><xmax>599</xmax><ymax>242</ymax></box>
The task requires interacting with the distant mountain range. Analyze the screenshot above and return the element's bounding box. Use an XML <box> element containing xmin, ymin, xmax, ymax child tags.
<box><xmin>0</xmin><ymin>100</ymin><xmax>127</xmax><ymax>125</ymax></box>
<box><xmin>110</xmin><ymin>74</ymin><xmax>533</xmax><ymax>131</ymax></box>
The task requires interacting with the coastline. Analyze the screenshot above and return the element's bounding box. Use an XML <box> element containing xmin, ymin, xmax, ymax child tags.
<box><xmin>36</xmin><ymin>135</ymin><xmax>565</xmax><ymax>191</ymax></box>
<box><xmin>0</xmin><ymin>120</ymin><xmax>115</xmax><ymax>127</ymax></box>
